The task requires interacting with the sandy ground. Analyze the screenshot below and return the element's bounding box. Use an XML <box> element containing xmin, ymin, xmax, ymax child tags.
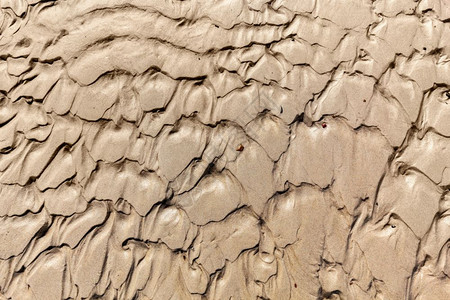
<box><xmin>0</xmin><ymin>0</ymin><xmax>449</xmax><ymax>299</ymax></box>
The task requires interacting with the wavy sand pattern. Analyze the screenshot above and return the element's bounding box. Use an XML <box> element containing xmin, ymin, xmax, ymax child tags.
<box><xmin>0</xmin><ymin>0</ymin><xmax>449</xmax><ymax>299</ymax></box>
